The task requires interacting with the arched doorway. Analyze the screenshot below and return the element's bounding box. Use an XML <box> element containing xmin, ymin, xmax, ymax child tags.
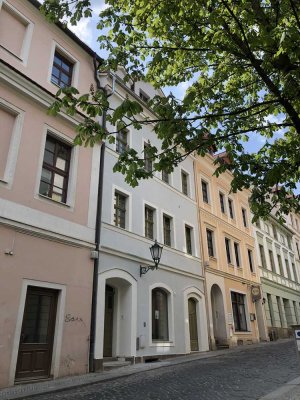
<box><xmin>103</xmin><ymin>285</ymin><xmax>114</xmax><ymax>357</ymax></box>
<box><xmin>210</xmin><ymin>284</ymin><xmax>227</xmax><ymax>346</ymax></box>
<box><xmin>188</xmin><ymin>298</ymin><xmax>199</xmax><ymax>351</ymax></box>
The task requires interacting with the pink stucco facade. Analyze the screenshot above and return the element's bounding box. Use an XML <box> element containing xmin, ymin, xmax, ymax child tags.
<box><xmin>0</xmin><ymin>0</ymin><xmax>98</xmax><ymax>388</ymax></box>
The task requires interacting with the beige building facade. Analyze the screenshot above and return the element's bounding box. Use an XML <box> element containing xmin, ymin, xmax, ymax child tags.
<box><xmin>194</xmin><ymin>154</ymin><xmax>268</xmax><ymax>349</ymax></box>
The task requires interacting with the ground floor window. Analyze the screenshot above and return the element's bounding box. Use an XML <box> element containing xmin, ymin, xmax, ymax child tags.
<box><xmin>152</xmin><ymin>288</ymin><xmax>169</xmax><ymax>341</ymax></box>
<box><xmin>231</xmin><ymin>291</ymin><xmax>248</xmax><ymax>332</ymax></box>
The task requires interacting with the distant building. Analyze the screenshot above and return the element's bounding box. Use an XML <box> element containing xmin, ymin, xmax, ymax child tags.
<box><xmin>255</xmin><ymin>214</ymin><xmax>300</xmax><ymax>339</ymax></box>
<box><xmin>195</xmin><ymin>153</ymin><xmax>268</xmax><ymax>348</ymax></box>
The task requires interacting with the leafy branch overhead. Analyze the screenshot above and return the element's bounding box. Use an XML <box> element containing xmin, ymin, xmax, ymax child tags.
<box><xmin>42</xmin><ymin>0</ymin><xmax>300</xmax><ymax>219</ymax></box>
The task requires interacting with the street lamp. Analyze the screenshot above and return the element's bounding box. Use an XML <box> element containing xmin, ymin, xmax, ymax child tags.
<box><xmin>140</xmin><ymin>240</ymin><xmax>163</xmax><ymax>277</ymax></box>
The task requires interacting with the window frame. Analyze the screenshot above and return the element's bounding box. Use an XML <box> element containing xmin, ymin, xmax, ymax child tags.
<box><xmin>152</xmin><ymin>288</ymin><xmax>169</xmax><ymax>341</ymax></box>
<box><xmin>206</xmin><ymin>228</ymin><xmax>215</xmax><ymax>258</ymax></box>
<box><xmin>0</xmin><ymin>99</ymin><xmax>24</xmax><ymax>187</ymax></box>
<box><xmin>247</xmin><ymin>249</ymin><xmax>254</xmax><ymax>273</ymax></box>
<box><xmin>181</xmin><ymin>169</ymin><xmax>189</xmax><ymax>196</ymax></box>
<box><xmin>163</xmin><ymin>214</ymin><xmax>172</xmax><ymax>247</ymax></box>
<box><xmin>51</xmin><ymin>50</ymin><xmax>74</xmax><ymax>88</ymax></box>
<box><xmin>234</xmin><ymin>242</ymin><xmax>241</xmax><ymax>267</ymax></box>
<box><xmin>219</xmin><ymin>192</ymin><xmax>226</xmax><ymax>214</ymax></box>
<box><xmin>231</xmin><ymin>291</ymin><xmax>248</xmax><ymax>332</ymax></box>
<box><xmin>185</xmin><ymin>225</ymin><xmax>193</xmax><ymax>255</ymax></box>
<box><xmin>161</xmin><ymin>170</ymin><xmax>170</xmax><ymax>184</ymax></box>
<box><xmin>0</xmin><ymin>1</ymin><xmax>34</xmax><ymax>65</ymax></box>
<box><xmin>144</xmin><ymin>205</ymin><xmax>155</xmax><ymax>240</ymax></box>
<box><xmin>116</xmin><ymin>129</ymin><xmax>128</xmax><ymax>154</ymax></box>
<box><xmin>39</xmin><ymin>134</ymin><xmax>72</xmax><ymax>204</ymax></box>
<box><xmin>228</xmin><ymin>198</ymin><xmax>234</xmax><ymax>219</ymax></box>
<box><xmin>143</xmin><ymin>142</ymin><xmax>152</xmax><ymax>173</ymax></box>
<box><xmin>48</xmin><ymin>42</ymin><xmax>79</xmax><ymax>89</ymax></box>
<box><xmin>259</xmin><ymin>244</ymin><xmax>267</xmax><ymax>268</ymax></box>
<box><xmin>241</xmin><ymin>207</ymin><xmax>248</xmax><ymax>228</ymax></box>
<box><xmin>201</xmin><ymin>179</ymin><xmax>209</xmax><ymax>204</ymax></box>
<box><xmin>225</xmin><ymin>237</ymin><xmax>232</xmax><ymax>264</ymax></box>
<box><xmin>139</xmin><ymin>89</ymin><xmax>150</xmax><ymax>103</ymax></box>
<box><xmin>113</xmin><ymin>190</ymin><xmax>128</xmax><ymax>229</ymax></box>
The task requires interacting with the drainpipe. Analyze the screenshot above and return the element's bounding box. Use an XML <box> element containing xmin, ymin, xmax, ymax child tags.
<box><xmin>89</xmin><ymin>54</ymin><xmax>107</xmax><ymax>373</ymax></box>
<box><xmin>89</xmin><ymin>56</ymin><xmax>116</xmax><ymax>372</ymax></box>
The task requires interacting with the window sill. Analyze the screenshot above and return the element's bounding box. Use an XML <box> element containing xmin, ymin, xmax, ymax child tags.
<box><xmin>150</xmin><ymin>341</ymin><xmax>174</xmax><ymax>347</ymax></box>
<box><xmin>233</xmin><ymin>331</ymin><xmax>252</xmax><ymax>334</ymax></box>
<box><xmin>38</xmin><ymin>194</ymin><xmax>70</xmax><ymax>208</ymax></box>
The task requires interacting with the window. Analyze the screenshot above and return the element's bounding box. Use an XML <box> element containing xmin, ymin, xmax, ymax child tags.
<box><xmin>39</xmin><ymin>135</ymin><xmax>71</xmax><ymax>203</ymax></box>
<box><xmin>139</xmin><ymin>90</ymin><xmax>150</xmax><ymax>103</ymax></box>
<box><xmin>231</xmin><ymin>292</ymin><xmax>248</xmax><ymax>332</ymax></box>
<box><xmin>272</xmin><ymin>224</ymin><xmax>278</xmax><ymax>240</ymax></box>
<box><xmin>145</xmin><ymin>206</ymin><xmax>154</xmax><ymax>239</ymax></box>
<box><xmin>277</xmin><ymin>254</ymin><xmax>284</xmax><ymax>276</ymax></box>
<box><xmin>185</xmin><ymin>226</ymin><xmax>193</xmax><ymax>255</ymax></box>
<box><xmin>0</xmin><ymin>2</ymin><xmax>32</xmax><ymax>62</ymax></box>
<box><xmin>287</xmin><ymin>236</ymin><xmax>292</xmax><ymax>250</ymax></box>
<box><xmin>114</xmin><ymin>191</ymin><xmax>127</xmax><ymax>229</ymax></box>
<box><xmin>242</xmin><ymin>208</ymin><xmax>248</xmax><ymax>227</ymax></box>
<box><xmin>296</xmin><ymin>242</ymin><xmax>300</xmax><ymax>259</ymax></box>
<box><xmin>144</xmin><ymin>143</ymin><xmax>152</xmax><ymax>172</ymax></box>
<box><xmin>267</xmin><ymin>294</ymin><xmax>275</xmax><ymax>326</ymax></box>
<box><xmin>163</xmin><ymin>215</ymin><xmax>172</xmax><ymax>246</ymax></box>
<box><xmin>0</xmin><ymin>105</ymin><xmax>16</xmax><ymax>179</ymax></box>
<box><xmin>219</xmin><ymin>192</ymin><xmax>225</xmax><ymax>214</ymax></box>
<box><xmin>228</xmin><ymin>198</ymin><xmax>234</xmax><ymax>219</ymax></box>
<box><xmin>181</xmin><ymin>171</ymin><xmax>188</xmax><ymax>195</ymax></box>
<box><xmin>259</xmin><ymin>244</ymin><xmax>267</xmax><ymax>268</ymax></box>
<box><xmin>225</xmin><ymin>238</ymin><xmax>232</xmax><ymax>264</ymax></box>
<box><xmin>292</xmin><ymin>263</ymin><xmax>298</xmax><ymax>283</ymax></box>
<box><xmin>162</xmin><ymin>170</ymin><xmax>169</xmax><ymax>184</ymax></box>
<box><xmin>248</xmin><ymin>249</ymin><xmax>254</xmax><ymax>273</ymax></box>
<box><xmin>201</xmin><ymin>180</ymin><xmax>209</xmax><ymax>203</ymax></box>
<box><xmin>276</xmin><ymin>296</ymin><xmax>284</xmax><ymax>327</ymax></box>
<box><xmin>152</xmin><ymin>288</ymin><xmax>169</xmax><ymax>341</ymax></box>
<box><xmin>234</xmin><ymin>242</ymin><xmax>241</xmax><ymax>267</ymax></box>
<box><xmin>116</xmin><ymin>129</ymin><xmax>128</xmax><ymax>154</ymax></box>
<box><xmin>285</xmin><ymin>259</ymin><xmax>292</xmax><ymax>280</ymax></box>
<box><xmin>269</xmin><ymin>250</ymin><xmax>276</xmax><ymax>272</ymax></box>
<box><xmin>51</xmin><ymin>51</ymin><xmax>73</xmax><ymax>88</ymax></box>
<box><xmin>206</xmin><ymin>229</ymin><xmax>214</xmax><ymax>258</ymax></box>
<box><xmin>256</xmin><ymin>219</ymin><xmax>261</xmax><ymax>229</ymax></box>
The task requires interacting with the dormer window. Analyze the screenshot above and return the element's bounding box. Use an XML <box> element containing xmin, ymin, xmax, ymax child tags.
<box><xmin>139</xmin><ymin>90</ymin><xmax>150</xmax><ymax>103</ymax></box>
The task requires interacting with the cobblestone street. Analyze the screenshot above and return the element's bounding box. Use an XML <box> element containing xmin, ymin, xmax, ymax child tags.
<box><xmin>19</xmin><ymin>340</ymin><xmax>300</xmax><ymax>400</ymax></box>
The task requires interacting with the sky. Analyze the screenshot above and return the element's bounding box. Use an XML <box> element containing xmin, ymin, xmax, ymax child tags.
<box><xmin>67</xmin><ymin>1</ymin><xmax>300</xmax><ymax>194</ymax></box>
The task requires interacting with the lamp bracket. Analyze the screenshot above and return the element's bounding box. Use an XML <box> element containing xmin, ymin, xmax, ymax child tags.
<box><xmin>140</xmin><ymin>264</ymin><xmax>158</xmax><ymax>277</ymax></box>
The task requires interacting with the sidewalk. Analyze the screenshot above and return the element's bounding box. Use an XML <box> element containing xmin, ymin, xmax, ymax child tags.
<box><xmin>259</xmin><ymin>376</ymin><xmax>300</xmax><ymax>400</ymax></box>
<box><xmin>0</xmin><ymin>340</ymin><xmax>298</xmax><ymax>400</ymax></box>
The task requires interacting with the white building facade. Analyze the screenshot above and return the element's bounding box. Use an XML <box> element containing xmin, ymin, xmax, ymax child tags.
<box><xmin>93</xmin><ymin>72</ymin><xmax>209</xmax><ymax>368</ymax></box>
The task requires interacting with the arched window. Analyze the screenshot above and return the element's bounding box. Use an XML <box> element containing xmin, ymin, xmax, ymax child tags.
<box><xmin>152</xmin><ymin>288</ymin><xmax>169</xmax><ymax>341</ymax></box>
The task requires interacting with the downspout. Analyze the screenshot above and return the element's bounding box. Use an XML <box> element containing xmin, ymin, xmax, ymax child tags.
<box><xmin>89</xmin><ymin>54</ymin><xmax>107</xmax><ymax>373</ymax></box>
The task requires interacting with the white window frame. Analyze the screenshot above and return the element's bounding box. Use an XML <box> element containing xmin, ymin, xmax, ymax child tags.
<box><xmin>183</xmin><ymin>221</ymin><xmax>196</xmax><ymax>256</ymax></box>
<box><xmin>35</xmin><ymin>125</ymin><xmax>79</xmax><ymax>209</ymax></box>
<box><xmin>180</xmin><ymin>168</ymin><xmax>190</xmax><ymax>196</ymax></box>
<box><xmin>149</xmin><ymin>283</ymin><xmax>175</xmax><ymax>347</ymax></box>
<box><xmin>111</xmin><ymin>185</ymin><xmax>132</xmax><ymax>231</ymax></box>
<box><xmin>143</xmin><ymin>200</ymin><xmax>158</xmax><ymax>240</ymax></box>
<box><xmin>0</xmin><ymin>98</ymin><xmax>24</xmax><ymax>188</ymax></box>
<box><xmin>0</xmin><ymin>0</ymin><xmax>34</xmax><ymax>65</ymax></box>
<box><xmin>161</xmin><ymin>209</ymin><xmax>176</xmax><ymax>248</ymax></box>
<box><xmin>48</xmin><ymin>41</ymin><xmax>80</xmax><ymax>88</ymax></box>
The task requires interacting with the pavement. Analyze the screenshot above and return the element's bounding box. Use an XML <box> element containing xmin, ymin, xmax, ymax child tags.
<box><xmin>0</xmin><ymin>339</ymin><xmax>299</xmax><ymax>400</ymax></box>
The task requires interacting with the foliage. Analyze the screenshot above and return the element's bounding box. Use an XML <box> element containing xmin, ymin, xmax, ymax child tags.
<box><xmin>41</xmin><ymin>0</ymin><xmax>300</xmax><ymax>219</ymax></box>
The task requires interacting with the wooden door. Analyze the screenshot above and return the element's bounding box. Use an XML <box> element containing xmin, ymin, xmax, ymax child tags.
<box><xmin>103</xmin><ymin>285</ymin><xmax>114</xmax><ymax>357</ymax></box>
<box><xmin>188</xmin><ymin>298</ymin><xmax>199</xmax><ymax>351</ymax></box>
<box><xmin>15</xmin><ymin>287</ymin><xmax>57</xmax><ymax>381</ymax></box>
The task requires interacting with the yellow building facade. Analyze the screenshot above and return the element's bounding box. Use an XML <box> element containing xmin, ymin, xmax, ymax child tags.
<box><xmin>194</xmin><ymin>154</ymin><xmax>268</xmax><ymax>348</ymax></box>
